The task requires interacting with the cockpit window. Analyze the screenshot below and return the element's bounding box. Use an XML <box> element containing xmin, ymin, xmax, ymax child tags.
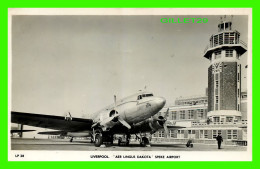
<box><xmin>142</xmin><ymin>93</ymin><xmax>153</xmax><ymax>97</ymax></box>
<box><xmin>137</xmin><ymin>93</ymin><xmax>153</xmax><ymax>100</ymax></box>
<box><xmin>137</xmin><ymin>95</ymin><xmax>142</xmax><ymax>100</ymax></box>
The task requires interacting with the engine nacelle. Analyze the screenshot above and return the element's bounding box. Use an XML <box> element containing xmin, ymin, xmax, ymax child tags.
<box><xmin>98</xmin><ymin>110</ymin><xmax>120</xmax><ymax>131</ymax></box>
<box><xmin>132</xmin><ymin>115</ymin><xmax>166</xmax><ymax>133</ymax></box>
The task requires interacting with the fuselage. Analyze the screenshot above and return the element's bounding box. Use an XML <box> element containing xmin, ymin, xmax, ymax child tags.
<box><xmin>91</xmin><ymin>91</ymin><xmax>166</xmax><ymax>131</ymax></box>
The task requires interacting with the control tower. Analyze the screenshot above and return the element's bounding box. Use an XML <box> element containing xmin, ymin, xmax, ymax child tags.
<box><xmin>203</xmin><ymin>16</ymin><xmax>247</xmax><ymax>123</ymax></box>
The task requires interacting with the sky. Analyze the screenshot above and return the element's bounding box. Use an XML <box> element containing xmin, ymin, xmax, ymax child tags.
<box><xmin>11</xmin><ymin>15</ymin><xmax>248</xmax><ymax>119</ymax></box>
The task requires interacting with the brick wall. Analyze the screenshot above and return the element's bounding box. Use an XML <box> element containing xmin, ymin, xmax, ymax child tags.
<box><xmin>221</xmin><ymin>62</ymin><xmax>237</xmax><ymax>110</ymax></box>
<box><xmin>208</xmin><ymin>65</ymin><xmax>214</xmax><ymax>111</ymax></box>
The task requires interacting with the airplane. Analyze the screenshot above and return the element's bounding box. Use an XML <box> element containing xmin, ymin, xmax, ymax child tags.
<box><xmin>11</xmin><ymin>91</ymin><xmax>181</xmax><ymax>147</ymax></box>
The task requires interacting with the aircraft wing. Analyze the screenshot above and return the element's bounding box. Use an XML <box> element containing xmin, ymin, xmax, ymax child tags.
<box><xmin>167</xmin><ymin>125</ymin><xmax>185</xmax><ymax>129</ymax></box>
<box><xmin>11</xmin><ymin>111</ymin><xmax>93</xmax><ymax>132</ymax></box>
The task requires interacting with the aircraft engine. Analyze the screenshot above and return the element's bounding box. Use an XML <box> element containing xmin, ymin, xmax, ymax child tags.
<box><xmin>148</xmin><ymin>116</ymin><xmax>166</xmax><ymax>131</ymax></box>
<box><xmin>109</xmin><ymin>110</ymin><xmax>119</xmax><ymax>122</ymax></box>
<box><xmin>133</xmin><ymin>115</ymin><xmax>166</xmax><ymax>133</ymax></box>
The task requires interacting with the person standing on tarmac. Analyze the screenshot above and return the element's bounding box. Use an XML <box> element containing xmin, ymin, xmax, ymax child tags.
<box><xmin>216</xmin><ymin>133</ymin><xmax>223</xmax><ymax>149</ymax></box>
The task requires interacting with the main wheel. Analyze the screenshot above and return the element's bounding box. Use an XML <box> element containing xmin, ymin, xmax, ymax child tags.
<box><xmin>109</xmin><ymin>135</ymin><xmax>114</xmax><ymax>145</ymax></box>
<box><xmin>126</xmin><ymin>134</ymin><xmax>130</xmax><ymax>146</ymax></box>
<box><xmin>140</xmin><ymin>137</ymin><xmax>149</xmax><ymax>147</ymax></box>
<box><xmin>94</xmin><ymin>134</ymin><xmax>103</xmax><ymax>147</ymax></box>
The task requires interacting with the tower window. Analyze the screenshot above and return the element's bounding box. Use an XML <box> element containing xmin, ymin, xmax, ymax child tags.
<box><xmin>214</xmin><ymin>35</ymin><xmax>219</xmax><ymax>47</ymax></box>
<box><xmin>226</xmin><ymin>49</ymin><xmax>233</xmax><ymax>57</ymax></box>
<box><xmin>216</xmin><ymin>80</ymin><xmax>219</xmax><ymax>88</ymax></box>
<box><xmin>216</xmin><ymin>96</ymin><xmax>219</xmax><ymax>104</ymax></box>
<box><xmin>224</xmin><ymin>32</ymin><xmax>236</xmax><ymax>44</ymax></box>
<box><xmin>219</xmin><ymin>33</ymin><xmax>223</xmax><ymax>45</ymax></box>
<box><xmin>214</xmin><ymin>50</ymin><xmax>221</xmax><ymax>59</ymax></box>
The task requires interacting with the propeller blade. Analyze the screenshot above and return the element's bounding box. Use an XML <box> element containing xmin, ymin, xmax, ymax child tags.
<box><xmin>164</xmin><ymin>108</ymin><xmax>169</xmax><ymax>118</ymax></box>
<box><xmin>118</xmin><ymin>117</ymin><xmax>131</xmax><ymax>129</ymax></box>
<box><xmin>163</xmin><ymin>123</ymin><xmax>169</xmax><ymax>137</ymax></box>
<box><xmin>100</xmin><ymin>114</ymin><xmax>120</xmax><ymax>126</ymax></box>
<box><xmin>114</xmin><ymin>95</ymin><xmax>117</xmax><ymax>107</ymax></box>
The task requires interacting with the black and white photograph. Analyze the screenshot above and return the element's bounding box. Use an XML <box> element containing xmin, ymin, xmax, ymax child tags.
<box><xmin>8</xmin><ymin>8</ymin><xmax>252</xmax><ymax>161</ymax></box>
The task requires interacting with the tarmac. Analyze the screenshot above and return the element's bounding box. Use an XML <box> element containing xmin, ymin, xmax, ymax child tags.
<box><xmin>11</xmin><ymin>138</ymin><xmax>247</xmax><ymax>151</ymax></box>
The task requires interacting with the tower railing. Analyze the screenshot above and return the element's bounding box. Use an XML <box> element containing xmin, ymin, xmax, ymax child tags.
<box><xmin>204</xmin><ymin>39</ymin><xmax>247</xmax><ymax>54</ymax></box>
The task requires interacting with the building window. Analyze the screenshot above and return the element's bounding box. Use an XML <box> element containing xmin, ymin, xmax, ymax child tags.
<box><xmin>213</xmin><ymin>130</ymin><xmax>222</xmax><ymax>139</ymax></box>
<box><xmin>158</xmin><ymin>131</ymin><xmax>164</xmax><ymax>138</ymax></box>
<box><xmin>226</xmin><ymin>117</ymin><xmax>233</xmax><ymax>122</ymax></box>
<box><xmin>233</xmin><ymin>130</ymin><xmax>238</xmax><ymax>139</ymax></box>
<box><xmin>199</xmin><ymin>130</ymin><xmax>204</xmax><ymax>139</ymax></box>
<box><xmin>180</xmin><ymin>111</ymin><xmax>185</xmax><ymax>119</ymax></box>
<box><xmin>188</xmin><ymin>130</ymin><xmax>195</xmax><ymax>139</ymax></box>
<box><xmin>197</xmin><ymin>109</ymin><xmax>204</xmax><ymax>119</ymax></box>
<box><xmin>213</xmin><ymin>117</ymin><xmax>220</xmax><ymax>122</ymax></box>
<box><xmin>227</xmin><ymin>130</ymin><xmax>231</xmax><ymax>139</ymax></box>
<box><xmin>171</xmin><ymin>111</ymin><xmax>177</xmax><ymax>120</ymax></box>
<box><xmin>169</xmin><ymin>130</ymin><xmax>174</xmax><ymax>138</ymax></box>
<box><xmin>227</xmin><ymin>130</ymin><xmax>238</xmax><ymax>140</ymax></box>
<box><xmin>177</xmin><ymin>130</ymin><xmax>184</xmax><ymax>139</ymax></box>
<box><xmin>188</xmin><ymin>110</ymin><xmax>194</xmax><ymax>119</ymax></box>
<box><xmin>226</xmin><ymin>49</ymin><xmax>233</xmax><ymax>57</ymax></box>
<box><xmin>204</xmin><ymin>130</ymin><xmax>208</xmax><ymax>139</ymax></box>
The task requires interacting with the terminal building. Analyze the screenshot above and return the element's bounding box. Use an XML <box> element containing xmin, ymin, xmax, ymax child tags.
<box><xmin>153</xmin><ymin>17</ymin><xmax>248</xmax><ymax>146</ymax></box>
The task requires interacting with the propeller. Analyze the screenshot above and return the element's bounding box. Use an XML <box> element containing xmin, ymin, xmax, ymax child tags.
<box><xmin>163</xmin><ymin>108</ymin><xmax>169</xmax><ymax>137</ymax></box>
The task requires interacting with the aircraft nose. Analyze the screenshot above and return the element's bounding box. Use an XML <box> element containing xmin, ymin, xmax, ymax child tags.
<box><xmin>154</xmin><ymin>97</ymin><xmax>166</xmax><ymax>108</ymax></box>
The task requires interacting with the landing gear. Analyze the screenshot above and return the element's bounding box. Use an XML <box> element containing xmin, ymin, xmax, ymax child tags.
<box><xmin>140</xmin><ymin>137</ymin><xmax>149</xmax><ymax>147</ymax></box>
<box><xmin>70</xmin><ymin>137</ymin><xmax>73</xmax><ymax>142</ymax></box>
<box><xmin>93</xmin><ymin>128</ymin><xmax>114</xmax><ymax>147</ymax></box>
<box><xmin>118</xmin><ymin>138</ymin><xmax>122</xmax><ymax>146</ymax></box>
<box><xmin>90</xmin><ymin>137</ymin><xmax>94</xmax><ymax>143</ymax></box>
<box><xmin>118</xmin><ymin>134</ymin><xmax>130</xmax><ymax>146</ymax></box>
<box><xmin>93</xmin><ymin>128</ymin><xmax>103</xmax><ymax>147</ymax></box>
<box><xmin>126</xmin><ymin>134</ymin><xmax>130</xmax><ymax>146</ymax></box>
<box><xmin>94</xmin><ymin>134</ymin><xmax>103</xmax><ymax>147</ymax></box>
